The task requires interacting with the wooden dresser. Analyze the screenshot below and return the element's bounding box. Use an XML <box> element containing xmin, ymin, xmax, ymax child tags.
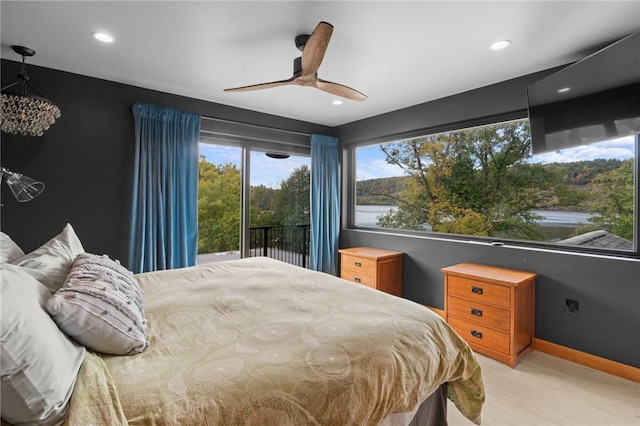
<box><xmin>338</xmin><ymin>247</ymin><xmax>403</xmax><ymax>297</ymax></box>
<box><xmin>442</xmin><ymin>263</ymin><xmax>537</xmax><ymax>368</ymax></box>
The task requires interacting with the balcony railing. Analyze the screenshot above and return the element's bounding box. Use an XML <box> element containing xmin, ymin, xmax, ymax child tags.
<box><xmin>248</xmin><ymin>224</ymin><xmax>310</xmax><ymax>268</ymax></box>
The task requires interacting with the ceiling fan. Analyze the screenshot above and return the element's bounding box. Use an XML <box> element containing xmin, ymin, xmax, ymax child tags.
<box><xmin>224</xmin><ymin>21</ymin><xmax>367</xmax><ymax>102</ymax></box>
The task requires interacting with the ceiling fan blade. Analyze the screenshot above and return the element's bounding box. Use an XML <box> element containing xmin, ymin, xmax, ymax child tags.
<box><xmin>224</xmin><ymin>77</ymin><xmax>295</xmax><ymax>92</ymax></box>
<box><xmin>300</xmin><ymin>21</ymin><xmax>333</xmax><ymax>78</ymax></box>
<box><xmin>317</xmin><ymin>78</ymin><xmax>367</xmax><ymax>102</ymax></box>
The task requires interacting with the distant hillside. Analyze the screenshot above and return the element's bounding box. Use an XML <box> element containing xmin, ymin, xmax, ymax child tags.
<box><xmin>542</xmin><ymin>158</ymin><xmax>624</xmax><ymax>186</ymax></box>
<box><xmin>355</xmin><ymin>158</ymin><xmax>626</xmax><ymax>207</ymax></box>
<box><xmin>356</xmin><ymin>176</ymin><xmax>407</xmax><ymax>205</ymax></box>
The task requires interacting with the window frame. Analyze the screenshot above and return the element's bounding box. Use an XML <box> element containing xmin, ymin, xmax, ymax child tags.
<box><xmin>345</xmin><ymin>113</ymin><xmax>640</xmax><ymax>260</ymax></box>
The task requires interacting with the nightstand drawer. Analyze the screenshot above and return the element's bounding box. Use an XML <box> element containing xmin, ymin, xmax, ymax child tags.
<box><xmin>341</xmin><ymin>254</ymin><xmax>377</xmax><ymax>275</ymax></box>
<box><xmin>448</xmin><ymin>316</ymin><xmax>510</xmax><ymax>355</ymax></box>
<box><xmin>447</xmin><ymin>296</ymin><xmax>511</xmax><ymax>332</ymax></box>
<box><xmin>341</xmin><ymin>269</ymin><xmax>376</xmax><ymax>288</ymax></box>
<box><xmin>447</xmin><ymin>276</ymin><xmax>511</xmax><ymax>308</ymax></box>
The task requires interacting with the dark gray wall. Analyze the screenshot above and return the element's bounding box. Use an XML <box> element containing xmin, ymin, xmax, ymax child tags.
<box><xmin>337</xmin><ymin>72</ymin><xmax>640</xmax><ymax>368</ymax></box>
<box><xmin>0</xmin><ymin>59</ymin><xmax>333</xmax><ymax>264</ymax></box>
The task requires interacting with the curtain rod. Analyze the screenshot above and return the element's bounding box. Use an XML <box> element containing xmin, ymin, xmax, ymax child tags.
<box><xmin>201</xmin><ymin>115</ymin><xmax>311</xmax><ymax>137</ymax></box>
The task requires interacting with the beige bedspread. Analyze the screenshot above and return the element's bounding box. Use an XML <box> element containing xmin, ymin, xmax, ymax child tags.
<box><xmin>66</xmin><ymin>257</ymin><xmax>484</xmax><ymax>425</ymax></box>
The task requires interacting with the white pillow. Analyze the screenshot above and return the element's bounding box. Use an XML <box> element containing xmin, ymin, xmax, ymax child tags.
<box><xmin>0</xmin><ymin>264</ymin><xmax>86</xmax><ymax>426</ymax></box>
<box><xmin>1</xmin><ymin>232</ymin><xmax>25</xmax><ymax>263</ymax></box>
<box><xmin>12</xmin><ymin>224</ymin><xmax>84</xmax><ymax>292</ymax></box>
<box><xmin>47</xmin><ymin>253</ymin><xmax>148</xmax><ymax>356</ymax></box>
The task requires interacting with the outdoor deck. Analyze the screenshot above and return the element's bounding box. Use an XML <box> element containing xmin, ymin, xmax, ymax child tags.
<box><xmin>197</xmin><ymin>248</ymin><xmax>310</xmax><ymax>268</ymax></box>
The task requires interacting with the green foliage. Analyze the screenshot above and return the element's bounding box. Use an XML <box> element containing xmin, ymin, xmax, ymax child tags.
<box><xmin>545</xmin><ymin>158</ymin><xmax>624</xmax><ymax>186</ymax></box>
<box><xmin>274</xmin><ymin>165</ymin><xmax>310</xmax><ymax>225</ymax></box>
<box><xmin>198</xmin><ymin>158</ymin><xmax>312</xmax><ymax>254</ymax></box>
<box><xmin>578</xmin><ymin>159</ymin><xmax>634</xmax><ymax>241</ymax></box>
<box><xmin>368</xmin><ymin>122</ymin><xmax>639</xmax><ymax>244</ymax></box>
<box><xmin>198</xmin><ymin>157</ymin><xmax>242</xmax><ymax>254</ymax></box>
<box><xmin>376</xmin><ymin>122</ymin><xmax>554</xmax><ymax>239</ymax></box>
<box><xmin>356</xmin><ymin>176</ymin><xmax>407</xmax><ymax>205</ymax></box>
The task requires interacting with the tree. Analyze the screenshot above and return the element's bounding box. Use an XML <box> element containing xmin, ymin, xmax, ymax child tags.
<box><xmin>198</xmin><ymin>158</ymin><xmax>312</xmax><ymax>255</ymax></box>
<box><xmin>198</xmin><ymin>157</ymin><xmax>242</xmax><ymax>254</ymax></box>
<box><xmin>573</xmin><ymin>159</ymin><xmax>634</xmax><ymax>241</ymax></box>
<box><xmin>250</xmin><ymin>185</ymin><xmax>278</xmax><ymax>227</ymax></box>
<box><xmin>274</xmin><ymin>165</ymin><xmax>310</xmax><ymax>225</ymax></box>
<box><xmin>376</xmin><ymin>122</ymin><xmax>561</xmax><ymax>240</ymax></box>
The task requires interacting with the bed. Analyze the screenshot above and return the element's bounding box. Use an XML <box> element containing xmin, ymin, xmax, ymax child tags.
<box><xmin>1</xmin><ymin>225</ymin><xmax>484</xmax><ymax>426</ymax></box>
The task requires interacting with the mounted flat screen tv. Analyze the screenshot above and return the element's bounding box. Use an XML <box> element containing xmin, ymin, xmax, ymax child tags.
<box><xmin>527</xmin><ymin>32</ymin><xmax>640</xmax><ymax>154</ymax></box>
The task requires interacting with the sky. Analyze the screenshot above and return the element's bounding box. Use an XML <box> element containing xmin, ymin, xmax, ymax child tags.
<box><xmin>355</xmin><ymin>135</ymin><xmax>635</xmax><ymax>181</ymax></box>
<box><xmin>200</xmin><ymin>134</ymin><xmax>635</xmax><ymax>185</ymax></box>
<box><xmin>199</xmin><ymin>143</ymin><xmax>310</xmax><ymax>188</ymax></box>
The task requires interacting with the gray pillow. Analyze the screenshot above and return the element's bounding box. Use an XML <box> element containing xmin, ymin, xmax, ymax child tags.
<box><xmin>46</xmin><ymin>253</ymin><xmax>148</xmax><ymax>355</ymax></box>
<box><xmin>0</xmin><ymin>264</ymin><xmax>86</xmax><ymax>426</ymax></box>
<box><xmin>11</xmin><ymin>224</ymin><xmax>85</xmax><ymax>292</ymax></box>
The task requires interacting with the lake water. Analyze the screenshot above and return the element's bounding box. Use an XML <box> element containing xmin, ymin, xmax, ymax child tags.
<box><xmin>355</xmin><ymin>205</ymin><xmax>592</xmax><ymax>241</ymax></box>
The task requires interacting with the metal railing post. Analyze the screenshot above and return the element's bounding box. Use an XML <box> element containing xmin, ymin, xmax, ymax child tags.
<box><xmin>301</xmin><ymin>224</ymin><xmax>307</xmax><ymax>268</ymax></box>
<box><xmin>263</xmin><ymin>227</ymin><xmax>269</xmax><ymax>257</ymax></box>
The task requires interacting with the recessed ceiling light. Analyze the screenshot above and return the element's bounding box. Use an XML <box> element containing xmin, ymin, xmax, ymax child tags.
<box><xmin>490</xmin><ymin>40</ymin><xmax>511</xmax><ymax>50</ymax></box>
<box><xmin>92</xmin><ymin>32</ymin><xmax>115</xmax><ymax>43</ymax></box>
<box><xmin>558</xmin><ymin>87</ymin><xmax>571</xmax><ymax>93</ymax></box>
<box><xmin>332</xmin><ymin>99</ymin><xmax>343</xmax><ymax>106</ymax></box>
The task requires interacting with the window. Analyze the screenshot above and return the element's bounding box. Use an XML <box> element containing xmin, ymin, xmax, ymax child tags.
<box><xmin>198</xmin><ymin>141</ymin><xmax>311</xmax><ymax>265</ymax></box>
<box><xmin>354</xmin><ymin>119</ymin><xmax>637</xmax><ymax>254</ymax></box>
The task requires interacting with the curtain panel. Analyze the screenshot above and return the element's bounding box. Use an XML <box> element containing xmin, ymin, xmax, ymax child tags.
<box><xmin>310</xmin><ymin>134</ymin><xmax>340</xmax><ymax>275</ymax></box>
<box><xmin>129</xmin><ymin>103</ymin><xmax>201</xmax><ymax>273</ymax></box>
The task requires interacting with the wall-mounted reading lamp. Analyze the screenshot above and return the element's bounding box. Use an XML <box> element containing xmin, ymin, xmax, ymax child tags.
<box><xmin>1</xmin><ymin>167</ymin><xmax>45</xmax><ymax>202</ymax></box>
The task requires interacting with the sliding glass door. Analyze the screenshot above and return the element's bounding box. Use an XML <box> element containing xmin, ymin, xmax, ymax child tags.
<box><xmin>198</xmin><ymin>141</ymin><xmax>310</xmax><ymax>267</ymax></box>
<box><xmin>249</xmin><ymin>150</ymin><xmax>311</xmax><ymax>267</ymax></box>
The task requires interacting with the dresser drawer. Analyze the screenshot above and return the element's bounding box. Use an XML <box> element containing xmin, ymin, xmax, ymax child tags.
<box><xmin>447</xmin><ymin>276</ymin><xmax>511</xmax><ymax>308</ymax></box>
<box><xmin>448</xmin><ymin>316</ymin><xmax>510</xmax><ymax>355</ymax></box>
<box><xmin>341</xmin><ymin>254</ymin><xmax>377</xmax><ymax>275</ymax></box>
<box><xmin>447</xmin><ymin>296</ymin><xmax>511</xmax><ymax>332</ymax></box>
<box><xmin>341</xmin><ymin>269</ymin><xmax>376</xmax><ymax>288</ymax></box>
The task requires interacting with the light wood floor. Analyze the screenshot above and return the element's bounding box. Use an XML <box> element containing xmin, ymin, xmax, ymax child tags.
<box><xmin>447</xmin><ymin>351</ymin><xmax>640</xmax><ymax>425</ymax></box>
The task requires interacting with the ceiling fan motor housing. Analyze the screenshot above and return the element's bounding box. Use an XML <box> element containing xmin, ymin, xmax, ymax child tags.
<box><xmin>295</xmin><ymin>34</ymin><xmax>309</xmax><ymax>51</ymax></box>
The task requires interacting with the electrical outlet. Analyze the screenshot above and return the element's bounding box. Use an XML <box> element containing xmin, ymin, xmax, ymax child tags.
<box><xmin>565</xmin><ymin>299</ymin><xmax>579</xmax><ymax>315</ymax></box>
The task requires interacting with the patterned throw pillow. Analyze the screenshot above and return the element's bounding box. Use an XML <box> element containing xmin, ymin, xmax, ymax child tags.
<box><xmin>47</xmin><ymin>253</ymin><xmax>148</xmax><ymax>355</ymax></box>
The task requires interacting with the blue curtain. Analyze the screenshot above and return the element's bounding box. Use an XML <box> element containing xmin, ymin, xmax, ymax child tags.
<box><xmin>129</xmin><ymin>103</ymin><xmax>201</xmax><ymax>273</ymax></box>
<box><xmin>310</xmin><ymin>134</ymin><xmax>340</xmax><ymax>275</ymax></box>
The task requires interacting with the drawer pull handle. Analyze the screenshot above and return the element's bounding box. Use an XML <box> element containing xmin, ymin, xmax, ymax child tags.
<box><xmin>354</xmin><ymin>261</ymin><xmax>362</xmax><ymax>267</ymax></box>
<box><xmin>470</xmin><ymin>286</ymin><xmax>484</xmax><ymax>295</ymax></box>
<box><xmin>470</xmin><ymin>308</ymin><xmax>483</xmax><ymax>317</ymax></box>
<box><xmin>354</xmin><ymin>277</ymin><xmax>362</xmax><ymax>283</ymax></box>
<box><xmin>470</xmin><ymin>330</ymin><xmax>483</xmax><ymax>339</ymax></box>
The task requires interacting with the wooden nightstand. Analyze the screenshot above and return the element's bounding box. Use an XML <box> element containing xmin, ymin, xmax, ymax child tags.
<box><xmin>442</xmin><ymin>262</ymin><xmax>537</xmax><ymax>368</ymax></box>
<box><xmin>338</xmin><ymin>247</ymin><xmax>403</xmax><ymax>297</ymax></box>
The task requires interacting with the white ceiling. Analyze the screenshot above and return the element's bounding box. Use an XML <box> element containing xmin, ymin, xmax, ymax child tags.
<box><xmin>2</xmin><ymin>1</ymin><xmax>639</xmax><ymax>127</ymax></box>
